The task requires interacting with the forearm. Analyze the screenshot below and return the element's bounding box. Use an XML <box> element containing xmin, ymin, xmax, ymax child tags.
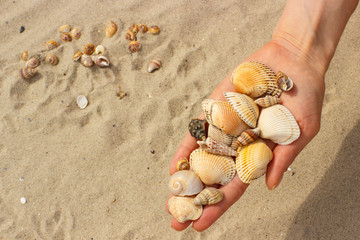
<box><xmin>272</xmin><ymin>0</ymin><xmax>358</xmax><ymax>76</ymax></box>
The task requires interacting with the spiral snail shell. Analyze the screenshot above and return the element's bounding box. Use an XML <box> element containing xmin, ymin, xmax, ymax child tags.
<box><xmin>129</xmin><ymin>24</ymin><xmax>139</xmax><ymax>34</ymax></box>
<box><xmin>45</xmin><ymin>40</ymin><xmax>58</xmax><ymax>51</ymax></box>
<box><xmin>26</xmin><ymin>57</ymin><xmax>41</xmax><ymax>68</ymax></box>
<box><xmin>45</xmin><ymin>54</ymin><xmax>59</xmax><ymax>66</ymax></box>
<box><xmin>59</xmin><ymin>24</ymin><xmax>71</xmax><ymax>33</ymax></box>
<box><xmin>128</xmin><ymin>41</ymin><xmax>141</xmax><ymax>53</ymax></box>
<box><xmin>125</xmin><ymin>31</ymin><xmax>137</xmax><ymax>41</ymax></box>
<box><xmin>61</xmin><ymin>32</ymin><xmax>72</xmax><ymax>42</ymax></box>
<box><xmin>83</xmin><ymin>44</ymin><xmax>95</xmax><ymax>55</ymax></box>
<box><xmin>81</xmin><ymin>54</ymin><xmax>94</xmax><ymax>67</ymax></box>
<box><xmin>176</xmin><ymin>158</ymin><xmax>190</xmax><ymax>171</ymax></box>
<box><xmin>105</xmin><ymin>21</ymin><xmax>117</xmax><ymax>38</ymax></box>
<box><xmin>169</xmin><ymin>170</ymin><xmax>204</xmax><ymax>196</ymax></box>
<box><xmin>70</xmin><ymin>28</ymin><xmax>81</xmax><ymax>40</ymax></box>
<box><xmin>20</xmin><ymin>67</ymin><xmax>37</xmax><ymax>79</ymax></box>
<box><xmin>149</xmin><ymin>25</ymin><xmax>160</xmax><ymax>34</ymax></box>
<box><xmin>138</xmin><ymin>24</ymin><xmax>148</xmax><ymax>34</ymax></box>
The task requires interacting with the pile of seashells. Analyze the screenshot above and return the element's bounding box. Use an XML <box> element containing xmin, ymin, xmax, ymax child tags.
<box><xmin>168</xmin><ymin>61</ymin><xmax>300</xmax><ymax>223</ymax></box>
<box><xmin>124</xmin><ymin>24</ymin><xmax>160</xmax><ymax>53</ymax></box>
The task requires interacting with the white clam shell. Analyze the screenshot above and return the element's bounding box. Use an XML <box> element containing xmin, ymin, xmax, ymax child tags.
<box><xmin>168</xmin><ymin>196</ymin><xmax>203</xmax><ymax>223</ymax></box>
<box><xmin>169</xmin><ymin>170</ymin><xmax>204</xmax><ymax>196</ymax></box>
<box><xmin>190</xmin><ymin>149</ymin><xmax>236</xmax><ymax>185</ymax></box>
<box><xmin>76</xmin><ymin>95</ymin><xmax>88</xmax><ymax>109</ymax></box>
<box><xmin>257</xmin><ymin>104</ymin><xmax>300</xmax><ymax>145</ymax></box>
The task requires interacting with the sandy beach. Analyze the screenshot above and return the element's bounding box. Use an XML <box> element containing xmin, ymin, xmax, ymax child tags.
<box><xmin>0</xmin><ymin>0</ymin><xmax>359</xmax><ymax>239</ymax></box>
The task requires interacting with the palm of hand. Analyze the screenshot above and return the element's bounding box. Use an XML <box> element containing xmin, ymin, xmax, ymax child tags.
<box><xmin>167</xmin><ymin>42</ymin><xmax>325</xmax><ymax>231</ymax></box>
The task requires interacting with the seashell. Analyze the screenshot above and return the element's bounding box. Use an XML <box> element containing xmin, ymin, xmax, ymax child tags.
<box><xmin>21</xmin><ymin>51</ymin><xmax>28</xmax><ymax>61</ymax></box>
<box><xmin>255</xmin><ymin>95</ymin><xmax>281</xmax><ymax>108</ymax></box>
<box><xmin>26</xmin><ymin>57</ymin><xmax>41</xmax><ymax>68</ymax></box>
<box><xmin>95</xmin><ymin>45</ymin><xmax>105</xmax><ymax>55</ymax></box>
<box><xmin>125</xmin><ymin>31</ymin><xmax>137</xmax><ymax>41</ymax></box>
<box><xmin>70</xmin><ymin>27</ymin><xmax>81</xmax><ymax>40</ymax></box>
<box><xmin>202</xmin><ymin>99</ymin><xmax>249</xmax><ymax>136</ymax></box>
<box><xmin>92</xmin><ymin>55</ymin><xmax>110</xmax><ymax>67</ymax></box>
<box><xmin>147</xmin><ymin>59</ymin><xmax>162</xmax><ymax>73</ymax></box>
<box><xmin>73</xmin><ymin>51</ymin><xmax>83</xmax><ymax>62</ymax></box>
<box><xmin>207</xmin><ymin>124</ymin><xmax>237</xmax><ymax>149</ymax></box>
<box><xmin>257</xmin><ymin>104</ymin><xmax>300</xmax><ymax>145</ymax></box>
<box><xmin>231</xmin><ymin>61</ymin><xmax>281</xmax><ymax>98</ymax></box>
<box><xmin>197</xmin><ymin>137</ymin><xmax>237</xmax><ymax>156</ymax></box>
<box><xmin>236</xmin><ymin>139</ymin><xmax>273</xmax><ymax>184</ymax></box>
<box><xmin>129</xmin><ymin>24</ymin><xmax>139</xmax><ymax>34</ymax></box>
<box><xmin>61</xmin><ymin>32</ymin><xmax>72</xmax><ymax>42</ymax></box>
<box><xmin>190</xmin><ymin>149</ymin><xmax>236</xmax><ymax>185</ymax></box>
<box><xmin>59</xmin><ymin>24</ymin><xmax>71</xmax><ymax>33</ymax></box>
<box><xmin>223</xmin><ymin>92</ymin><xmax>259</xmax><ymax>128</ymax></box>
<box><xmin>138</xmin><ymin>24</ymin><xmax>148</xmax><ymax>33</ymax></box>
<box><xmin>188</xmin><ymin>119</ymin><xmax>207</xmax><ymax>141</ymax></box>
<box><xmin>168</xmin><ymin>196</ymin><xmax>203</xmax><ymax>223</ymax></box>
<box><xmin>276</xmin><ymin>71</ymin><xmax>293</xmax><ymax>91</ymax></box>
<box><xmin>76</xmin><ymin>95</ymin><xmax>88</xmax><ymax>109</ymax></box>
<box><xmin>80</xmin><ymin>54</ymin><xmax>94</xmax><ymax>67</ymax></box>
<box><xmin>83</xmin><ymin>44</ymin><xmax>95</xmax><ymax>55</ymax></box>
<box><xmin>149</xmin><ymin>25</ymin><xmax>160</xmax><ymax>34</ymax></box>
<box><xmin>45</xmin><ymin>40</ymin><xmax>58</xmax><ymax>51</ymax></box>
<box><xmin>176</xmin><ymin>158</ymin><xmax>190</xmax><ymax>171</ymax></box>
<box><xmin>233</xmin><ymin>128</ymin><xmax>261</xmax><ymax>149</ymax></box>
<box><xmin>169</xmin><ymin>170</ymin><xmax>204</xmax><ymax>196</ymax></box>
<box><xmin>105</xmin><ymin>21</ymin><xmax>117</xmax><ymax>37</ymax></box>
<box><xmin>20</xmin><ymin>67</ymin><xmax>37</xmax><ymax>79</ymax></box>
<box><xmin>128</xmin><ymin>41</ymin><xmax>141</xmax><ymax>53</ymax></box>
<box><xmin>193</xmin><ymin>187</ymin><xmax>223</xmax><ymax>206</ymax></box>
<box><xmin>45</xmin><ymin>54</ymin><xmax>59</xmax><ymax>65</ymax></box>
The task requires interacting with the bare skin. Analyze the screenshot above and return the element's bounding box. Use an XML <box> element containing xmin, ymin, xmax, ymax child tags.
<box><xmin>167</xmin><ymin>0</ymin><xmax>358</xmax><ymax>232</ymax></box>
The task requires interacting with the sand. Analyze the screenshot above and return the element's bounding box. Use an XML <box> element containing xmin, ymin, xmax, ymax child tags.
<box><xmin>0</xmin><ymin>0</ymin><xmax>359</xmax><ymax>239</ymax></box>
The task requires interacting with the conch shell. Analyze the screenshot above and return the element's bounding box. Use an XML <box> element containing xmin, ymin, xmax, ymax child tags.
<box><xmin>197</xmin><ymin>137</ymin><xmax>237</xmax><ymax>156</ymax></box>
<box><xmin>223</xmin><ymin>92</ymin><xmax>260</xmax><ymax>128</ymax></box>
<box><xmin>255</xmin><ymin>95</ymin><xmax>281</xmax><ymax>108</ymax></box>
<box><xmin>193</xmin><ymin>187</ymin><xmax>223</xmax><ymax>206</ymax></box>
<box><xmin>257</xmin><ymin>104</ymin><xmax>300</xmax><ymax>145</ymax></box>
<box><xmin>169</xmin><ymin>170</ymin><xmax>204</xmax><ymax>196</ymax></box>
<box><xmin>188</xmin><ymin>118</ymin><xmax>207</xmax><ymax>141</ymax></box>
<box><xmin>190</xmin><ymin>149</ymin><xmax>235</xmax><ymax>185</ymax></box>
<box><xmin>105</xmin><ymin>21</ymin><xmax>117</xmax><ymax>37</ymax></box>
<box><xmin>236</xmin><ymin>139</ymin><xmax>273</xmax><ymax>184</ymax></box>
<box><xmin>168</xmin><ymin>196</ymin><xmax>203</xmax><ymax>223</ymax></box>
<box><xmin>231</xmin><ymin>61</ymin><xmax>281</xmax><ymax>97</ymax></box>
<box><xmin>202</xmin><ymin>99</ymin><xmax>249</xmax><ymax>136</ymax></box>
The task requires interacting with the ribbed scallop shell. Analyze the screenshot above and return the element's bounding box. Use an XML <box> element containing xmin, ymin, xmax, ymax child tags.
<box><xmin>26</xmin><ymin>57</ymin><xmax>41</xmax><ymax>68</ymax></box>
<box><xmin>176</xmin><ymin>158</ymin><xmax>190</xmax><ymax>171</ymax></box>
<box><xmin>105</xmin><ymin>21</ymin><xmax>117</xmax><ymax>37</ymax></box>
<box><xmin>20</xmin><ymin>67</ymin><xmax>37</xmax><ymax>79</ymax></box>
<box><xmin>45</xmin><ymin>54</ymin><xmax>58</xmax><ymax>65</ymax></box>
<box><xmin>197</xmin><ymin>137</ymin><xmax>237</xmax><ymax>156</ymax></box>
<box><xmin>188</xmin><ymin>119</ymin><xmax>207</xmax><ymax>141</ymax></box>
<box><xmin>168</xmin><ymin>196</ymin><xmax>203</xmax><ymax>223</ymax></box>
<box><xmin>223</xmin><ymin>92</ymin><xmax>259</xmax><ymax>128</ymax></box>
<box><xmin>207</xmin><ymin>124</ymin><xmax>237</xmax><ymax>149</ymax></box>
<box><xmin>202</xmin><ymin>99</ymin><xmax>249</xmax><ymax>136</ymax></box>
<box><xmin>190</xmin><ymin>149</ymin><xmax>235</xmax><ymax>185</ymax></box>
<box><xmin>255</xmin><ymin>95</ymin><xmax>281</xmax><ymax>108</ymax></box>
<box><xmin>233</xmin><ymin>128</ymin><xmax>261</xmax><ymax>149</ymax></box>
<box><xmin>231</xmin><ymin>61</ymin><xmax>281</xmax><ymax>97</ymax></box>
<box><xmin>236</xmin><ymin>139</ymin><xmax>273</xmax><ymax>184</ymax></box>
<box><xmin>257</xmin><ymin>104</ymin><xmax>300</xmax><ymax>145</ymax></box>
<box><xmin>193</xmin><ymin>187</ymin><xmax>223</xmax><ymax>206</ymax></box>
<box><xmin>169</xmin><ymin>170</ymin><xmax>204</xmax><ymax>196</ymax></box>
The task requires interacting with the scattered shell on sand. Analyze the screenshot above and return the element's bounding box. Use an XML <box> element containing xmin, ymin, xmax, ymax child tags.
<box><xmin>105</xmin><ymin>21</ymin><xmax>117</xmax><ymax>38</ymax></box>
<box><xmin>26</xmin><ymin>57</ymin><xmax>41</xmax><ymax>68</ymax></box>
<box><xmin>61</xmin><ymin>32</ymin><xmax>72</xmax><ymax>42</ymax></box>
<box><xmin>21</xmin><ymin>51</ymin><xmax>29</xmax><ymax>61</ymax></box>
<box><xmin>45</xmin><ymin>40</ymin><xmax>58</xmax><ymax>51</ymax></box>
<box><xmin>147</xmin><ymin>59</ymin><xmax>162</xmax><ymax>73</ymax></box>
<box><xmin>45</xmin><ymin>54</ymin><xmax>59</xmax><ymax>66</ymax></box>
<box><xmin>125</xmin><ymin>31</ymin><xmax>137</xmax><ymax>41</ymax></box>
<box><xmin>20</xmin><ymin>197</ymin><xmax>27</xmax><ymax>204</ymax></box>
<box><xmin>95</xmin><ymin>45</ymin><xmax>105</xmax><ymax>55</ymax></box>
<box><xmin>83</xmin><ymin>44</ymin><xmax>95</xmax><ymax>55</ymax></box>
<box><xmin>73</xmin><ymin>51</ymin><xmax>83</xmax><ymax>62</ymax></box>
<box><xmin>76</xmin><ymin>95</ymin><xmax>88</xmax><ymax>109</ymax></box>
<box><xmin>59</xmin><ymin>24</ymin><xmax>71</xmax><ymax>33</ymax></box>
<box><xmin>149</xmin><ymin>25</ymin><xmax>160</xmax><ymax>34</ymax></box>
<box><xmin>129</xmin><ymin>24</ymin><xmax>139</xmax><ymax>34</ymax></box>
<box><xmin>93</xmin><ymin>55</ymin><xmax>110</xmax><ymax>67</ymax></box>
<box><xmin>71</xmin><ymin>27</ymin><xmax>81</xmax><ymax>40</ymax></box>
<box><xmin>128</xmin><ymin>41</ymin><xmax>141</xmax><ymax>53</ymax></box>
<box><xmin>138</xmin><ymin>24</ymin><xmax>148</xmax><ymax>33</ymax></box>
<box><xmin>81</xmin><ymin>55</ymin><xmax>94</xmax><ymax>67</ymax></box>
<box><xmin>20</xmin><ymin>67</ymin><xmax>37</xmax><ymax>79</ymax></box>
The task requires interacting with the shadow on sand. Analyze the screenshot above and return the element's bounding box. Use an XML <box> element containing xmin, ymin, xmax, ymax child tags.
<box><xmin>285</xmin><ymin>121</ymin><xmax>360</xmax><ymax>240</ymax></box>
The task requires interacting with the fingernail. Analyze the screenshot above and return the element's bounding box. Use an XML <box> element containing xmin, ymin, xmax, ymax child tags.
<box><xmin>271</xmin><ymin>183</ymin><xmax>278</xmax><ymax>190</ymax></box>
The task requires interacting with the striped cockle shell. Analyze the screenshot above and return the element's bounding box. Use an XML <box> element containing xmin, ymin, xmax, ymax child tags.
<box><xmin>223</xmin><ymin>92</ymin><xmax>259</xmax><ymax>128</ymax></box>
<box><xmin>169</xmin><ymin>170</ymin><xmax>204</xmax><ymax>196</ymax></box>
<box><xmin>255</xmin><ymin>95</ymin><xmax>281</xmax><ymax>108</ymax></box>
<box><xmin>20</xmin><ymin>67</ymin><xmax>37</xmax><ymax>79</ymax></box>
<box><xmin>176</xmin><ymin>158</ymin><xmax>190</xmax><ymax>171</ymax></box>
<box><xmin>168</xmin><ymin>196</ymin><xmax>203</xmax><ymax>223</ymax></box>
<box><xmin>276</xmin><ymin>71</ymin><xmax>293</xmax><ymax>91</ymax></box>
<box><xmin>193</xmin><ymin>187</ymin><xmax>224</xmax><ymax>206</ymax></box>
<box><xmin>233</xmin><ymin>128</ymin><xmax>261</xmax><ymax>149</ymax></box>
<box><xmin>26</xmin><ymin>57</ymin><xmax>41</xmax><ymax>68</ymax></box>
<box><xmin>197</xmin><ymin>137</ymin><xmax>237</xmax><ymax>156</ymax></box>
<box><xmin>231</xmin><ymin>61</ymin><xmax>281</xmax><ymax>97</ymax></box>
<box><xmin>190</xmin><ymin>149</ymin><xmax>236</xmax><ymax>185</ymax></box>
<box><xmin>236</xmin><ymin>139</ymin><xmax>273</xmax><ymax>184</ymax></box>
<box><xmin>202</xmin><ymin>99</ymin><xmax>249</xmax><ymax>136</ymax></box>
<box><xmin>188</xmin><ymin>119</ymin><xmax>207</xmax><ymax>141</ymax></box>
<box><xmin>207</xmin><ymin>124</ymin><xmax>237</xmax><ymax>149</ymax></box>
<box><xmin>257</xmin><ymin>104</ymin><xmax>300</xmax><ymax>145</ymax></box>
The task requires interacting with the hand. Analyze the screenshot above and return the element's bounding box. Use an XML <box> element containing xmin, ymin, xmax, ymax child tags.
<box><xmin>167</xmin><ymin>41</ymin><xmax>325</xmax><ymax>231</ymax></box>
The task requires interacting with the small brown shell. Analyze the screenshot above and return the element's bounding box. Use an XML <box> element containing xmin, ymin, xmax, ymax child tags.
<box><xmin>147</xmin><ymin>59</ymin><xmax>162</xmax><ymax>73</ymax></box>
<box><xmin>81</xmin><ymin>55</ymin><xmax>94</xmax><ymax>67</ymax></box>
<box><xmin>26</xmin><ymin>57</ymin><xmax>41</xmax><ymax>68</ymax></box>
<box><xmin>276</xmin><ymin>71</ymin><xmax>294</xmax><ymax>91</ymax></box>
<box><xmin>139</xmin><ymin>24</ymin><xmax>148</xmax><ymax>34</ymax></box>
<box><xmin>149</xmin><ymin>25</ymin><xmax>160</xmax><ymax>34</ymax></box>
<box><xmin>59</xmin><ymin>24</ymin><xmax>71</xmax><ymax>33</ymax></box>
<box><xmin>188</xmin><ymin>119</ymin><xmax>207</xmax><ymax>141</ymax></box>
<box><xmin>125</xmin><ymin>31</ymin><xmax>137</xmax><ymax>41</ymax></box>
<box><xmin>128</xmin><ymin>41</ymin><xmax>141</xmax><ymax>53</ymax></box>
<box><xmin>70</xmin><ymin>28</ymin><xmax>81</xmax><ymax>40</ymax></box>
<box><xmin>73</xmin><ymin>51</ymin><xmax>83</xmax><ymax>62</ymax></box>
<box><xmin>20</xmin><ymin>67</ymin><xmax>37</xmax><ymax>79</ymax></box>
<box><xmin>105</xmin><ymin>21</ymin><xmax>117</xmax><ymax>38</ymax></box>
<box><xmin>21</xmin><ymin>51</ymin><xmax>28</xmax><ymax>61</ymax></box>
<box><xmin>93</xmin><ymin>55</ymin><xmax>109</xmax><ymax>67</ymax></box>
<box><xmin>193</xmin><ymin>187</ymin><xmax>224</xmax><ymax>206</ymax></box>
<box><xmin>176</xmin><ymin>158</ymin><xmax>190</xmax><ymax>171</ymax></box>
<box><xmin>61</xmin><ymin>32</ymin><xmax>72</xmax><ymax>42</ymax></box>
<box><xmin>45</xmin><ymin>54</ymin><xmax>59</xmax><ymax>66</ymax></box>
<box><xmin>129</xmin><ymin>24</ymin><xmax>139</xmax><ymax>34</ymax></box>
<box><xmin>83</xmin><ymin>44</ymin><xmax>95</xmax><ymax>55</ymax></box>
<box><xmin>45</xmin><ymin>40</ymin><xmax>58</xmax><ymax>51</ymax></box>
